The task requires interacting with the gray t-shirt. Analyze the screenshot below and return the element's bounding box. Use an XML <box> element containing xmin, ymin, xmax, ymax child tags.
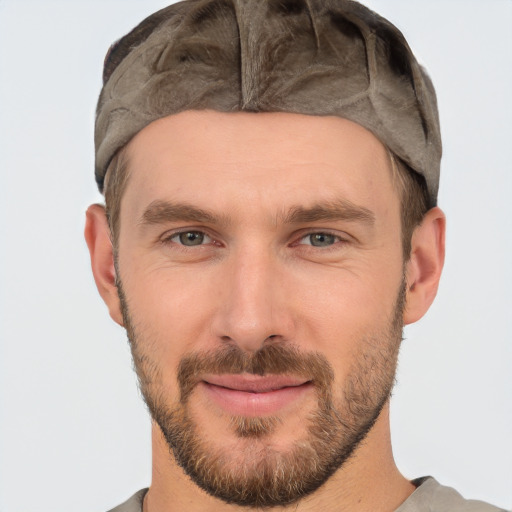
<box><xmin>107</xmin><ymin>477</ymin><xmax>508</xmax><ymax>512</ymax></box>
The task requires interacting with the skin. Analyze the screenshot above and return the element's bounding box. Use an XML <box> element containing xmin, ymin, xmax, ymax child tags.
<box><xmin>85</xmin><ymin>110</ymin><xmax>445</xmax><ymax>512</ymax></box>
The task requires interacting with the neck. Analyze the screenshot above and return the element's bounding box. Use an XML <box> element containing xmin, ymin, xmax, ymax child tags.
<box><xmin>144</xmin><ymin>404</ymin><xmax>415</xmax><ymax>512</ymax></box>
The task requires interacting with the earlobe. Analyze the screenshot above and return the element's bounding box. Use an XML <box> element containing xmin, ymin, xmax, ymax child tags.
<box><xmin>84</xmin><ymin>204</ymin><xmax>124</xmax><ymax>326</ymax></box>
<box><xmin>403</xmin><ymin>206</ymin><xmax>446</xmax><ymax>325</ymax></box>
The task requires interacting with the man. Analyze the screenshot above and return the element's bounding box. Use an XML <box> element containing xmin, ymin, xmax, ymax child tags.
<box><xmin>84</xmin><ymin>1</ymin><xmax>506</xmax><ymax>511</ymax></box>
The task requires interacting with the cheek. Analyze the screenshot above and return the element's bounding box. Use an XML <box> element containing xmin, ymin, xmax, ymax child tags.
<box><xmin>292</xmin><ymin>261</ymin><xmax>402</xmax><ymax>328</ymax></box>
<box><xmin>288</xmin><ymin>265</ymin><xmax>403</xmax><ymax>384</ymax></box>
<box><xmin>121</xmin><ymin>262</ymin><xmax>221</xmax><ymax>359</ymax></box>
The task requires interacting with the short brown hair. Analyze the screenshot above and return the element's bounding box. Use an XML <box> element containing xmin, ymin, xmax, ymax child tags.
<box><xmin>103</xmin><ymin>146</ymin><xmax>129</xmax><ymax>252</ymax></box>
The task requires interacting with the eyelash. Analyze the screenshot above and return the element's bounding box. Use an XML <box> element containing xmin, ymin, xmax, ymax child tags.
<box><xmin>160</xmin><ymin>229</ymin><xmax>346</xmax><ymax>250</ymax></box>
<box><xmin>295</xmin><ymin>232</ymin><xmax>344</xmax><ymax>248</ymax></box>
<box><xmin>161</xmin><ymin>230</ymin><xmax>216</xmax><ymax>248</ymax></box>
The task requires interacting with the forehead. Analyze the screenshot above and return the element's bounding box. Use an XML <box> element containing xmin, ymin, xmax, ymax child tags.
<box><xmin>121</xmin><ymin>110</ymin><xmax>398</xmax><ymax>223</ymax></box>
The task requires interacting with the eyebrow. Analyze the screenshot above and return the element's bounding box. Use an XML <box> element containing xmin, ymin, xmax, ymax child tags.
<box><xmin>139</xmin><ymin>200</ymin><xmax>224</xmax><ymax>226</ymax></box>
<box><xmin>138</xmin><ymin>198</ymin><xmax>375</xmax><ymax>228</ymax></box>
<box><xmin>282</xmin><ymin>199</ymin><xmax>375</xmax><ymax>226</ymax></box>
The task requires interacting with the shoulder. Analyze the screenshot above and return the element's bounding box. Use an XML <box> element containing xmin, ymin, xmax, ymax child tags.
<box><xmin>397</xmin><ymin>477</ymin><xmax>508</xmax><ymax>512</ymax></box>
<box><xmin>106</xmin><ymin>489</ymin><xmax>148</xmax><ymax>512</ymax></box>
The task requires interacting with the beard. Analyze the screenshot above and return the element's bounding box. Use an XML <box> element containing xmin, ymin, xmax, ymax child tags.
<box><xmin>118</xmin><ymin>279</ymin><xmax>405</xmax><ymax>508</ymax></box>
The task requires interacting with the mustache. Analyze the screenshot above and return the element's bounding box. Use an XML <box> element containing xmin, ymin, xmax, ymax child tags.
<box><xmin>177</xmin><ymin>343</ymin><xmax>334</xmax><ymax>403</ymax></box>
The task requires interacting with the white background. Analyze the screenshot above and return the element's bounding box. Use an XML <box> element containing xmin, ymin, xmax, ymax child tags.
<box><xmin>0</xmin><ymin>1</ymin><xmax>511</xmax><ymax>511</ymax></box>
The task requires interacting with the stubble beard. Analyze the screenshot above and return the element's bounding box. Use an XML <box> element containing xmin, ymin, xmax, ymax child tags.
<box><xmin>118</xmin><ymin>279</ymin><xmax>405</xmax><ymax>508</ymax></box>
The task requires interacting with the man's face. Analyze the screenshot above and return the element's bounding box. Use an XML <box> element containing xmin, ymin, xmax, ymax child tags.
<box><xmin>115</xmin><ymin>111</ymin><xmax>406</xmax><ymax>507</ymax></box>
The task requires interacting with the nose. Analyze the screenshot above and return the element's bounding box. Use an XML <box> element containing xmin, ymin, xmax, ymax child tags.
<box><xmin>211</xmin><ymin>248</ymin><xmax>294</xmax><ymax>352</ymax></box>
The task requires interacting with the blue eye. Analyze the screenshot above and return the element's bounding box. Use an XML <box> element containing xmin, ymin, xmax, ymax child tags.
<box><xmin>300</xmin><ymin>233</ymin><xmax>340</xmax><ymax>247</ymax></box>
<box><xmin>170</xmin><ymin>231</ymin><xmax>212</xmax><ymax>246</ymax></box>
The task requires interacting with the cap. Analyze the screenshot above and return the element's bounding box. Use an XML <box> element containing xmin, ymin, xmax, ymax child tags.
<box><xmin>95</xmin><ymin>0</ymin><xmax>441</xmax><ymax>206</ymax></box>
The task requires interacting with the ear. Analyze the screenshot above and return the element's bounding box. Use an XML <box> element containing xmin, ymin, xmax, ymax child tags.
<box><xmin>84</xmin><ymin>204</ymin><xmax>124</xmax><ymax>326</ymax></box>
<box><xmin>403</xmin><ymin>206</ymin><xmax>446</xmax><ymax>325</ymax></box>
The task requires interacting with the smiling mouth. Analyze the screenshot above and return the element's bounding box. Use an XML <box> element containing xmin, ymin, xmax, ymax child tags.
<box><xmin>200</xmin><ymin>374</ymin><xmax>313</xmax><ymax>416</ymax></box>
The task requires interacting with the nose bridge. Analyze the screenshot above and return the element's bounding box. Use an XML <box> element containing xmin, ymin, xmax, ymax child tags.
<box><xmin>213</xmin><ymin>245</ymin><xmax>290</xmax><ymax>350</ymax></box>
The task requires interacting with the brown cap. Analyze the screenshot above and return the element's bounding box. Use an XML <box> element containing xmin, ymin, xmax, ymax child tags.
<box><xmin>95</xmin><ymin>0</ymin><xmax>441</xmax><ymax>206</ymax></box>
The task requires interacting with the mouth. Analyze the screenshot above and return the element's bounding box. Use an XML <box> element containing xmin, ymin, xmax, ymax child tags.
<box><xmin>200</xmin><ymin>374</ymin><xmax>313</xmax><ymax>416</ymax></box>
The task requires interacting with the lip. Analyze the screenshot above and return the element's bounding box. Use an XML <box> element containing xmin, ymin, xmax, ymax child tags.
<box><xmin>200</xmin><ymin>374</ymin><xmax>313</xmax><ymax>416</ymax></box>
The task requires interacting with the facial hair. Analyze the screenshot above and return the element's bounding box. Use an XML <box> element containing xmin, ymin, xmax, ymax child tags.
<box><xmin>118</xmin><ymin>279</ymin><xmax>405</xmax><ymax>508</ymax></box>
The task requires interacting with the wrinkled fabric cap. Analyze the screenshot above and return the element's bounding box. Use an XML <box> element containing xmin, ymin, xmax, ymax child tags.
<box><xmin>95</xmin><ymin>0</ymin><xmax>441</xmax><ymax>206</ymax></box>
